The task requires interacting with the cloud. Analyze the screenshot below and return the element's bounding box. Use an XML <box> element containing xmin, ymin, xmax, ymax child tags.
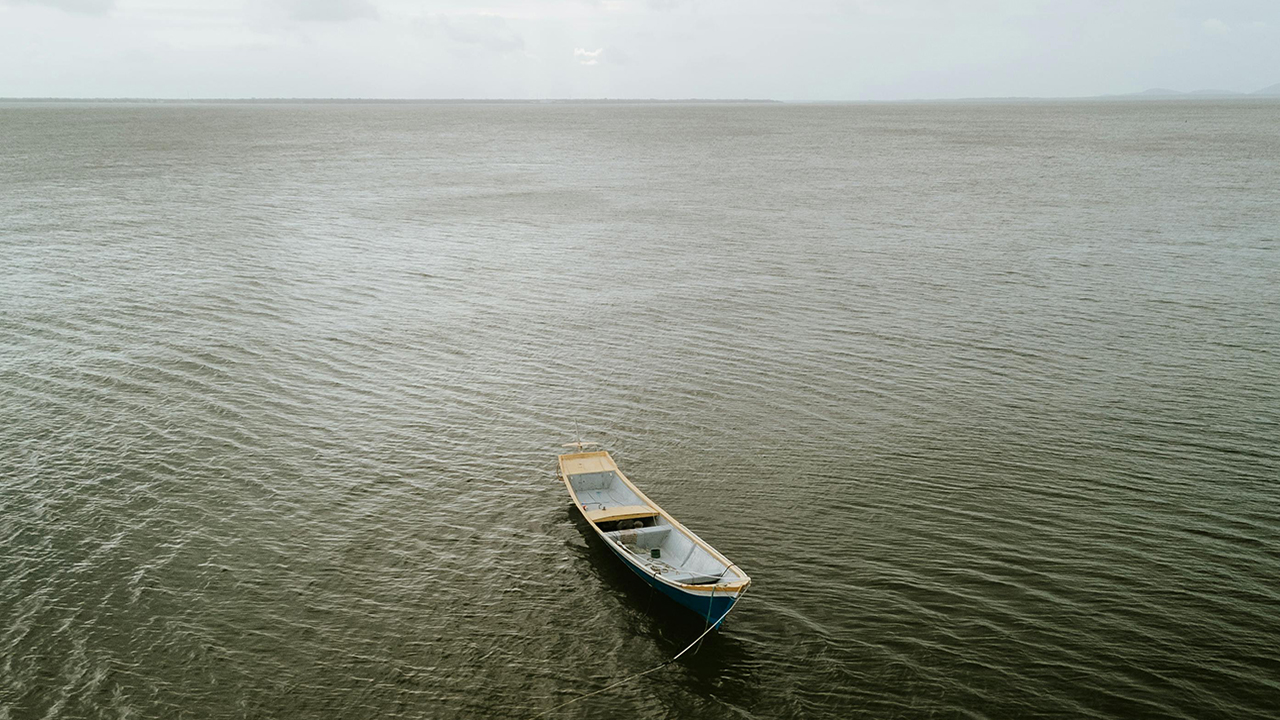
<box><xmin>575</xmin><ymin>0</ymin><xmax>626</xmax><ymax>10</ymax></box>
<box><xmin>1202</xmin><ymin>18</ymin><xmax>1230</xmax><ymax>35</ymax></box>
<box><xmin>0</xmin><ymin>0</ymin><xmax>112</xmax><ymax>14</ymax></box>
<box><xmin>279</xmin><ymin>0</ymin><xmax>376</xmax><ymax>23</ymax></box>
<box><xmin>428</xmin><ymin>14</ymin><xmax>525</xmax><ymax>54</ymax></box>
<box><xmin>574</xmin><ymin>47</ymin><xmax>603</xmax><ymax>65</ymax></box>
<box><xmin>647</xmin><ymin>0</ymin><xmax>693</xmax><ymax>10</ymax></box>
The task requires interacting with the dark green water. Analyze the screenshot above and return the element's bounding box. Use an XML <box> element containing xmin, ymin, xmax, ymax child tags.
<box><xmin>2</xmin><ymin>101</ymin><xmax>1278</xmax><ymax>719</ymax></box>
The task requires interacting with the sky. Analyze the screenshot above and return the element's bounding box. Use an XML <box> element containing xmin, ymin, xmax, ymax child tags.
<box><xmin>1</xmin><ymin>0</ymin><xmax>1278</xmax><ymax>101</ymax></box>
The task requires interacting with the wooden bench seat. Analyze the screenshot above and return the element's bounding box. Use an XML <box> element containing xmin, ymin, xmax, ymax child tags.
<box><xmin>583</xmin><ymin>504</ymin><xmax>658</xmax><ymax>524</ymax></box>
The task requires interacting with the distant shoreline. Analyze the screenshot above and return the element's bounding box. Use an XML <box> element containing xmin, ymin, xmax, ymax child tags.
<box><xmin>3</xmin><ymin>95</ymin><xmax>1278</xmax><ymax>105</ymax></box>
<box><xmin>0</xmin><ymin>97</ymin><xmax>782</xmax><ymax>105</ymax></box>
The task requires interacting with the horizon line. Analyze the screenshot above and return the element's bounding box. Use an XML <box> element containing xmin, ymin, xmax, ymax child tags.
<box><xmin>3</xmin><ymin>92</ymin><xmax>1278</xmax><ymax>105</ymax></box>
<box><xmin>0</xmin><ymin>97</ymin><xmax>784</xmax><ymax>104</ymax></box>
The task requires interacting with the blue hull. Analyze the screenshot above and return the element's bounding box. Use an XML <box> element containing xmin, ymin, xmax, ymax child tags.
<box><xmin>605</xmin><ymin>542</ymin><xmax>738</xmax><ymax>627</ymax></box>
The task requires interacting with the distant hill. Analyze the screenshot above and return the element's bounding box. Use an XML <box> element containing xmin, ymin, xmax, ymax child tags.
<box><xmin>1115</xmin><ymin>83</ymin><xmax>1277</xmax><ymax>99</ymax></box>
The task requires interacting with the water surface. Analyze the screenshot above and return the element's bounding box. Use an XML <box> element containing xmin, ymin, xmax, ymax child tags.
<box><xmin>2</xmin><ymin>100</ymin><xmax>1278</xmax><ymax>718</ymax></box>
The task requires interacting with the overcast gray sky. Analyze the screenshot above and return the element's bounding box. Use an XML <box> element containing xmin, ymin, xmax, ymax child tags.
<box><xmin>2</xmin><ymin>0</ymin><xmax>1277</xmax><ymax>100</ymax></box>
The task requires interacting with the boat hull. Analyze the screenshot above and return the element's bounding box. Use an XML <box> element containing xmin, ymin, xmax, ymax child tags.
<box><xmin>605</xmin><ymin>541</ymin><xmax>739</xmax><ymax>627</ymax></box>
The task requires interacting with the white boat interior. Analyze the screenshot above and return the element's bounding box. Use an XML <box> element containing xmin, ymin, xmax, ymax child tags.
<box><xmin>568</xmin><ymin>469</ymin><xmax>746</xmax><ymax>587</ymax></box>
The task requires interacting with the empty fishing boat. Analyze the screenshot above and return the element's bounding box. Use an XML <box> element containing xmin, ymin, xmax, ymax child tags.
<box><xmin>558</xmin><ymin>445</ymin><xmax>750</xmax><ymax>626</ymax></box>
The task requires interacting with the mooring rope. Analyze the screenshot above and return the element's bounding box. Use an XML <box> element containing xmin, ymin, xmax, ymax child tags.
<box><xmin>693</xmin><ymin>563</ymin><xmax>740</xmax><ymax>656</ymax></box>
<box><xmin>531</xmin><ymin>586</ymin><xmax>749</xmax><ymax>718</ymax></box>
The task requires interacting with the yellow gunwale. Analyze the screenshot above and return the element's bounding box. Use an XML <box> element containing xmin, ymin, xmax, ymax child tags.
<box><xmin>558</xmin><ymin>450</ymin><xmax>751</xmax><ymax>594</ymax></box>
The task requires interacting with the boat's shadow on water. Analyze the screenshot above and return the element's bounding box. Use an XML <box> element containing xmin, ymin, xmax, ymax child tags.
<box><xmin>564</xmin><ymin>510</ymin><xmax>760</xmax><ymax>705</ymax></box>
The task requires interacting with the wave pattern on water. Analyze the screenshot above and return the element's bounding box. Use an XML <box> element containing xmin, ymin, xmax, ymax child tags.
<box><xmin>2</xmin><ymin>101</ymin><xmax>1279</xmax><ymax>719</ymax></box>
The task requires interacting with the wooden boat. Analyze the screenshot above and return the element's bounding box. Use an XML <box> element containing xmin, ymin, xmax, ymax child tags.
<box><xmin>558</xmin><ymin>445</ymin><xmax>750</xmax><ymax>626</ymax></box>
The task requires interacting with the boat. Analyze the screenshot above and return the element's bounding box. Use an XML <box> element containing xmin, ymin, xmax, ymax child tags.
<box><xmin>558</xmin><ymin>444</ymin><xmax>750</xmax><ymax>627</ymax></box>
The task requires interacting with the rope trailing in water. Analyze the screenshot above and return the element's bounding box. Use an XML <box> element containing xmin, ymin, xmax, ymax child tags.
<box><xmin>693</xmin><ymin>563</ymin><xmax>740</xmax><ymax>656</ymax></box>
<box><xmin>531</xmin><ymin>586</ymin><xmax>748</xmax><ymax>718</ymax></box>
